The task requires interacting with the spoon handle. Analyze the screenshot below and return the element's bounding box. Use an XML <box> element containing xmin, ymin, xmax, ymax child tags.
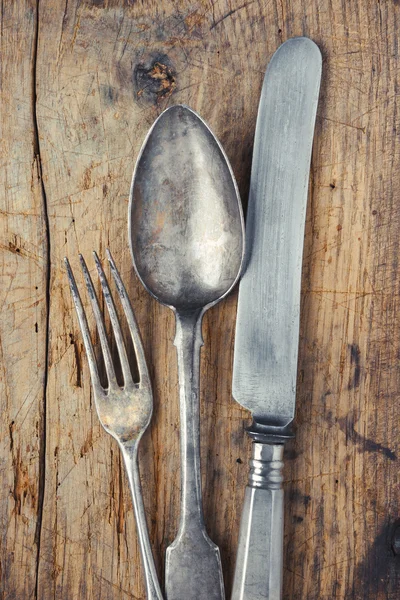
<box><xmin>165</xmin><ymin>310</ymin><xmax>225</xmax><ymax>600</ymax></box>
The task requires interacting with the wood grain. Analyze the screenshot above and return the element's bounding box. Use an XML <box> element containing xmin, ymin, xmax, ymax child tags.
<box><xmin>0</xmin><ymin>2</ymin><xmax>48</xmax><ymax>598</ymax></box>
<box><xmin>0</xmin><ymin>0</ymin><xmax>399</xmax><ymax>598</ymax></box>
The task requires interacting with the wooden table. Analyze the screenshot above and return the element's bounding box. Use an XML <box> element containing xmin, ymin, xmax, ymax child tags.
<box><xmin>1</xmin><ymin>1</ymin><xmax>399</xmax><ymax>598</ymax></box>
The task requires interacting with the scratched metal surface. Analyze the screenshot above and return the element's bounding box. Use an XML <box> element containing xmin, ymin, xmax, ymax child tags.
<box><xmin>233</xmin><ymin>37</ymin><xmax>321</xmax><ymax>429</ymax></box>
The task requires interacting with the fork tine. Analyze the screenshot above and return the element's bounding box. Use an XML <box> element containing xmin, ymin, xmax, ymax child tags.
<box><xmin>64</xmin><ymin>258</ymin><xmax>102</xmax><ymax>392</ymax></box>
<box><xmin>106</xmin><ymin>249</ymin><xmax>150</xmax><ymax>388</ymax></box>
<box><xmin>79</xmin><ymin>254</ymin><xmax>117</xmax><ymax>389</ymax></box>
<box><xmin>93</xmin><ymin>251</ymin><xmax>134</xmax><ymax>388</ymax></box>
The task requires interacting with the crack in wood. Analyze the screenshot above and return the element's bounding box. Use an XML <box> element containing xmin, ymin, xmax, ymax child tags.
<box><xmin>32</xmin><ymin>2</ymin><xmax>50</xmax><ymax>599</ymax></box>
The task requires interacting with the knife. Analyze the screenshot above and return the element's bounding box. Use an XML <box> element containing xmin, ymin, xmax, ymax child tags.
<box><xmin>231</xmin><ymin>38</ymin><xmax>322</xmax><ymax>600</ymax></box>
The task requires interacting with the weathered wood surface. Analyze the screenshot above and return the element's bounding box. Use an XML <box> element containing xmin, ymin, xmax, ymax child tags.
<box><xmin>0</xmin><ymin>2</ymin><xmax>48</xmax><ymax>598</ymax></box>
<box><xmin>1</xmin><ymin>1</ymin><xmax>399</xmax><ymax>598</ymax></box>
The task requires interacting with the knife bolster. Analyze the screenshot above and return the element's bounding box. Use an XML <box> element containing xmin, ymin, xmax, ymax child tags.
<box><xmin>246</xmin><ymin>419</ymin><xmax>295</xmax><ymax>445</ymax></box>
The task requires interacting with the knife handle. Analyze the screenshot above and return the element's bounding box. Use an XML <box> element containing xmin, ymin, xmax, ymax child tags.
<box><xmin>231</xmin><ymin>442</ymin><xmax>284</xmax><ymax>600</ymax></box>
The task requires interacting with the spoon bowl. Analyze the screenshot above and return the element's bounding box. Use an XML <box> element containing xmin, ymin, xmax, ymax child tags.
<box><xmin>130</xmin><ymin>105</ymin><xmax>244</xmax><ymax>312</ymax></box>
<box><xmin>129</xmin><ymin>105</ymin><xmax>244</xmax><ymax>600</ymax></box>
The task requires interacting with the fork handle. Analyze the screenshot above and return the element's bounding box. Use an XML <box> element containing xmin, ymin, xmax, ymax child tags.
<box><xmin>231</xmin><ymin>443</ymin><xmax>284</xmax><ymax>600</ymax></box>
<box><xmin>120</xmin><ymin>444</ymin><xmax>164</xmax><ymax>600</ymax></box>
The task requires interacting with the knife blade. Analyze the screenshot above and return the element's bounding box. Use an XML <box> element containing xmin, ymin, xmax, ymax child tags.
<box><xmin>231</xmin><ymin>37</ymin><xmax>321</xmax><ymax>600</ymax></box>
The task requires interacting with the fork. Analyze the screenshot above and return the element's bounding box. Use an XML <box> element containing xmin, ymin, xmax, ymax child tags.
<box><xmin>65</xmin><ymin>249</ymin><xmax>163</xmax><ymax>600</ymax></box>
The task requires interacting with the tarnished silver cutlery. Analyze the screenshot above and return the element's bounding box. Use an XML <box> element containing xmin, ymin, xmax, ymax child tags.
<box><xmin>65</xmin><ymin>37</ymin><xmax>322</xmax><ymax>599</ymax></box>
<box><xmin>231</xmin><ymin>37</ymin><xmax>322</xmax><ymax>600</ymax></box>
<box><xmin>129</xmin><ymin>105</ymin><xmax>245</xmax><ymax>600</ymax></box>
<box><xmin>65</xmin><ymin>251</ymin><xmax>163</xmax><ymax>600</ymax></box>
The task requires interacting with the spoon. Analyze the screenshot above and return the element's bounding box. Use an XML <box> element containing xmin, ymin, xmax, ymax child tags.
<box><xmin>129</xmin><ymin>105</ymin><xmax>244</xmax><ymax>600</ymax></box>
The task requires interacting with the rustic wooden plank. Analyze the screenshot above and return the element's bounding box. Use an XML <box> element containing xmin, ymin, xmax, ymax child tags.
<box><xmin>292</xmin><ymin>3</ymin><xmax>400</xmax><ymax>598</ymax></box>
<box><xmin>0</xmin><ymin>2</ymin><xmax>48</xmax><ymax>598</ymax></box>
<box><xmin>26</xmin><ymin>0</ymin><xmax>400</xmax><ymax>599</ymax></box>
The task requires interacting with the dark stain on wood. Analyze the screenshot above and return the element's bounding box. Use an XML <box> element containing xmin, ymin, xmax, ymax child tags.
<box><xmin>285</xmin><ymin>442</ymin><xmax>299</xmax><ymax>460</ymax></box>
<box><xmin>347</xmin><ymin>520</ymin><xmax>400</xmax><ymax>597</ymax></box>
<box><xmin>8</xmin><ymin>241</ymin><xmax>21</xmax><ymax>255</ymax></box>
<box><xmin>348</xmin><ymin>343</ymin><xmax>361</xmax><ymax>390</ymax></box>
<box><xmin>100</xmin><ymin>84</ymin><xmax>118</xmax><ymax>105</ymax></box>
<box><xmin>391</xmin><ymin>519</ymin><xmax>400</xmax><ymax>555</ymax></box>
<box><xmin>288</xmin><ymin>488</ymin><xmax>312</xmax><ymax>508</ymax></box>
<box><xmin>338</xmin><ymin>413</ymin><xmax>397</xmax><ymax>461</ymax></box>
<box><xmin>312</xmin><ymin>499</ymin><xmax>325</xmax><ymax>590</ymax></box>
<box><xmin>293</xmin><ymin>515</ymin><xmax>304</xmax><ymax>523</ymax></box>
